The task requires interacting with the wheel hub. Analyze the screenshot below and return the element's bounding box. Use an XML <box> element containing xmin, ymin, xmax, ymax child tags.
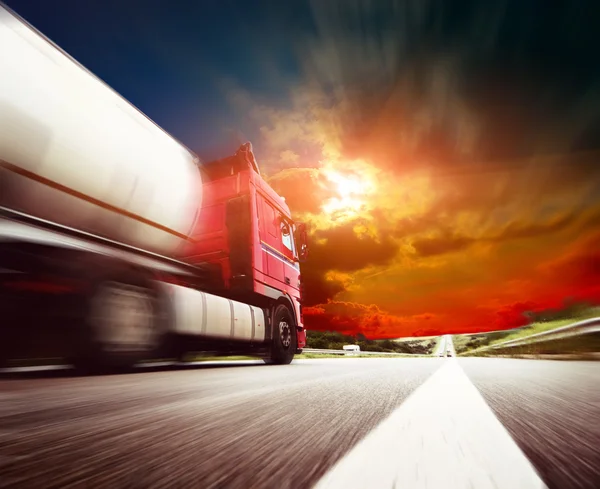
<box><xmin>279</xmin><ymin>320</ymin><xmax>292</xmax><ymax>349</ymax></box>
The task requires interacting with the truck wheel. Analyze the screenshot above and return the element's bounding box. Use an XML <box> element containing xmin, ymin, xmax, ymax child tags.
<box><xmin>69</xmin><ymin>275</ymin><xmax>166</xmax><ymax>373</ymax></box>
<box><xmin>265</xmin><ymin>304</ymin><xmax>297</xmax><ymax>365</ymax></box>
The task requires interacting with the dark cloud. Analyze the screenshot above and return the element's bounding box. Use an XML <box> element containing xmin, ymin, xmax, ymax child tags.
<box><xmin>297</xmin><ymin>0</ymin><xmax>600</xmax><ymax>170</ymax></box>
<box><xmin>300</xmin><ymin>220</ymin><xmax>399</xmax><ymax>305</ymax></box>
<box><xmin>310</xmin><ymin>222</ymin><xmax>398</xmax><ymax>272</ymax></box>
<box><xmin>412</xmin><ymin>234</ymin><xmax>475</xmax><ymax>257</ymax></box>
<box><xmin>411</xmin><ymin>211</ymin><xmax>586</xmax><ymax>257</ymax></box>
<box><xmin>301</xmin><ymin>267</ymin><xmax>346</xmax><ymax>307</ymax></box>
<box><xmin>494</xmin><ymin>213</ymin><xmax>579</xmax><ymax>241</ymax></box>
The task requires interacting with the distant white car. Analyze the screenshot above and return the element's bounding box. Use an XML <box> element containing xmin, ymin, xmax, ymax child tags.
<box><xmin>343</xmin><ymin>345</ymin><xmax>361</xmax><ymax>355</ymax></box>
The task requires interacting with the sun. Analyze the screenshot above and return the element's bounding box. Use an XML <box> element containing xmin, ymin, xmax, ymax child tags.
<box><xmin>322</xmin><ymin>169</ymin><xmax>375</xmax><ymax>219</ymax></box>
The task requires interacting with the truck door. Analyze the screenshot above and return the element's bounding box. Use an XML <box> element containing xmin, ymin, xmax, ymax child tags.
<box><xmin>261</xmin><ymin>199</ymin><xmax>285</xmax><ymax>285</ymax></box>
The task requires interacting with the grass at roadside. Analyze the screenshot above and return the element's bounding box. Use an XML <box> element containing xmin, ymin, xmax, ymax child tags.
<box><xmin>468</xmin><ymin>332</ymin><xmax>600</xmax><ymax>358</ymax></box>
<box><xmin>451</xmin><ymin>334</ymin><xmax>473</xmax><ymax>353</ymax></box>
<box><xmin>485</xmin><ymin>319</ymin><xmax>582</xmax><ymax>346</ymax></box>
<box><xmin>453</xmin><ymin>330</ymin><xmax>515</xmax><ymax>354</ymax></box>
<box><xmin>394</xmin><ymin>337</ymin><xmax>437</xmax><ymax>354</ymax></box>
<box><xmin>490</xmin><ymin>310</ymin><xmax>599</xmax><ymax>346</ymax></box>
<box><xmin>456</xmin><ymin>308</ymin><xmax>600</xmax><ymax>355</ymax></box>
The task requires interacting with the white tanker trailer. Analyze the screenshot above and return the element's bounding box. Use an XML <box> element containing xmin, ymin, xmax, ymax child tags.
<box><xmin>0</xmin><ymin>4</ymin><xmax>202</xmax><ymax>256</ymax></box>
<box><xmin>0</xmin><ymin>3</ymin><xmax>308</xmax><ymax>371</ymax></box>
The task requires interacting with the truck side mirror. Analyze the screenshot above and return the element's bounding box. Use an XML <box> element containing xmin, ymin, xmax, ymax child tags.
<box><xmin>295</xmin><ymin>223</ymin><xmax>309</xmax><ymax>263</ymax></box>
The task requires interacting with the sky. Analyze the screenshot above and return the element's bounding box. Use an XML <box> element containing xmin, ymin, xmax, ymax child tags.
<box><xmin>6</xmin><ymin>0</ymin><xmax>600</xmax><ymax>338</ymax></box>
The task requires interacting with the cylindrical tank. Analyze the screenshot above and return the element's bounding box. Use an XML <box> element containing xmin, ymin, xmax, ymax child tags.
<box><xmin>0</xmin><ymin>5</ymin><xmax>202</xmax><ymax>256</ymax></box>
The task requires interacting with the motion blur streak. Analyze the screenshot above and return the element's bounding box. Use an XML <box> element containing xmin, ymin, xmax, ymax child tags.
<box><xmin>1</xmin><ymin>358</ymin><xmax>598</xmax><ymax>489</ymax></box>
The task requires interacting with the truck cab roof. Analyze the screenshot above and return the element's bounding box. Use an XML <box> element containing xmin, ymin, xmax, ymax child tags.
<box><xmin>201</xmin><ymin>142</ymin><xmax>291</xmax><ymax>218</ymax></box>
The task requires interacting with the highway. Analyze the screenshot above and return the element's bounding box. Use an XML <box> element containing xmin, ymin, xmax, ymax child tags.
<box><xmin>0</xmin><ymin>358</ymin><xmax>598</xmax><ymax>489</ymax></box>
<box><xmin>432</xmin><ymin>334</ymin><xmax>456</xmax><ymax>356</ymax></box>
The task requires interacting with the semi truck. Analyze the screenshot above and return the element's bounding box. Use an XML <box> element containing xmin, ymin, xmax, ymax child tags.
<box><xmin>0</xmin><ymin>4</ymin><xmax>308</xmax><ymax>371</ymax></box>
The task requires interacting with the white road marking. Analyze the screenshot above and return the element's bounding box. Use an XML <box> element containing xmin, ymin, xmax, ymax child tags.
<box><xmin>313</xmin><ymin>359</ymin><xmax>547</xmax><ymax>489</ymax></box>
<box><xmin>447</xmin><ymin>334</ymin><xmax>456</xmax><ymax>357</ymax></box>
<box><xmin>433</xmin><ymin>334</ymin><xmax>453</xmax><ymax>356</ymax></box>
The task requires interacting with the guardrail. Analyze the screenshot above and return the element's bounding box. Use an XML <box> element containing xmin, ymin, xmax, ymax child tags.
<box><xmin>463</xmin><ymin>317</ymin><xmax>600</xmax><ymax>355</ymax></box>
<box><xmin>301</xmin><ymin>348</ymin><xmax>407</xmax><ymax>356</ymax></box>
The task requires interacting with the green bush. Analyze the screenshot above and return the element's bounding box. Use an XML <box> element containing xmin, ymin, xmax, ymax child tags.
<box><xmin>305</xmin><ymin>330</ymin><xmax>436</xmax><ymax>354</ymax></box>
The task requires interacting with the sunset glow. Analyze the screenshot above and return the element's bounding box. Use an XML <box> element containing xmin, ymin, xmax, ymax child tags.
<box><xmin>321</xmin><ymin>168</ymin><xmax>376</xmax><ymax>220</ymax></box>
<box><xmin>236</xmin><ymin>1</ymin><xmax>600</xmax><ymax>340</ymax></box>
<box><xmin>265</xmin><ymin>137</ymin><xmax>600</xmax><ymax>339</ymax></box>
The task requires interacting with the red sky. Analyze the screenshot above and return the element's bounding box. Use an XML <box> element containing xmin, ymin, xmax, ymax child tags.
<box><xmin>266</xmin><ymin>150</ymin><xmax>600</xmax><ymax>338</ymax></box>
<box><xmin>223</xmin><ymin>1</ymin><xmax>600</xmax><ymax>338</ymax></box>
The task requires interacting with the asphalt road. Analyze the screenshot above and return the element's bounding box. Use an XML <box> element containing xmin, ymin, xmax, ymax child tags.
<box><xmin>460</xmin><ymin>358</ymin><xmax>600</xmax><ymax>489</ymax></box>
<box><xmin>0</xmin><ymin>358</ymin><xmax>598</xmax><ymax>489</ymax></box>
<box><xmin>432</xmin><ymin>334</ymin><xmax>456</xmax><ymax>357</ymax></box>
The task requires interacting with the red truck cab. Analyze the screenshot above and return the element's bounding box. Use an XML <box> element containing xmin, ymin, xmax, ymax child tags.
<box><xmin>179</xmin><ymin>143</ymin><xmax>307</xmax><ymax>349</ymax></box>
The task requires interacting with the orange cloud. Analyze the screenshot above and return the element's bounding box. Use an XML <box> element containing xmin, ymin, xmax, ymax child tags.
<box><xmin>303</xmin><ymin>301</ymin><xmax>440</xmax><ymax>339</ymax></box>
<box><xmin>302</xmin><ymin>298</ymin><xmax>557</xmax><ymax>338</ymax></box>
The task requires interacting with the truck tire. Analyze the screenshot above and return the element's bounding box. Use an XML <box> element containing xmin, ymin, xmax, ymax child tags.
<box><xmin>68</xmin><ymin>273</ymin><xmax>167</xmax><ymax>373</ymax></box>
<box><xmin>264</xmin><ymin>304</ymin><xmax>297</xmax><ymax>365</ymax></box>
